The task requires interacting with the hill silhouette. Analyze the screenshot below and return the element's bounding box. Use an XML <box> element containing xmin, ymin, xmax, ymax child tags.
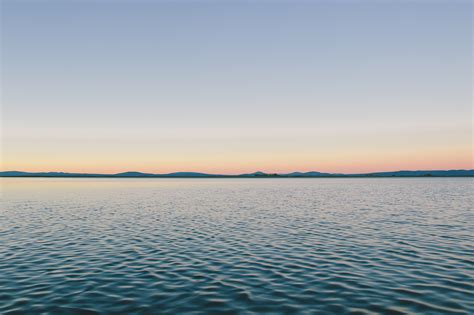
<box><xmin>1</xmin><ymin>170</ymin><xmax>473</xmax><ymax>177</ymax></box>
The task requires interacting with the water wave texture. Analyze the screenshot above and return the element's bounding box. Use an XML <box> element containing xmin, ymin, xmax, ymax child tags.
<box><xmin>1</xmin><ymin>178</ymin><xmax>473</xmax><ymax>314</ymax></box>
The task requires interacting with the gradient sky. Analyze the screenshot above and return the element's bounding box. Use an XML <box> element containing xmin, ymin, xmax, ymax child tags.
<box><xmin>1</xmin><ymin>0</ymin><xmax>472</xmax><ymax>174</ymax></box>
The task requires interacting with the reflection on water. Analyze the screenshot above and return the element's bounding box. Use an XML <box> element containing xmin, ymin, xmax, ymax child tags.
<box><xmin>1</xmin><ymin>178</ymin><xmax>473</xmax><ymax>314</ymax></box>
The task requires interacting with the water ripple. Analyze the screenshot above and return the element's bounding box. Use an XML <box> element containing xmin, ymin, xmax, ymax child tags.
<box><xmin>1</xmin><ymin>178</ymin><xmax>473</xmax><ymax>314</ymax></box>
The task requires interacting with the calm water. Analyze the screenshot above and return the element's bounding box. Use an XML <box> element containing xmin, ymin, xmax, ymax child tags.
<box><xmin>1</xmin><ymin>178</ymin><xmax>473</xmax><ymax>314</ymax></box>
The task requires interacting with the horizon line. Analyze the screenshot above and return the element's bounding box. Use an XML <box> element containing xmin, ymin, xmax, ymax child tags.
<box><xmin>2</xmin><ymin>168</ymin><xmax>473</xmax><ymax>176</ymax></box>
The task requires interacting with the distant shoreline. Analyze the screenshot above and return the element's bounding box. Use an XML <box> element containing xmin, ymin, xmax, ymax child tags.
<box><xmin>1</xmin><ymin>169</ymin><xmax>473</xmax><ymax>178</ymax></box>
<box><xmin>1</xmin><ymin>176</ymin><xmax>473</xmax><ymax>178</ymax></box>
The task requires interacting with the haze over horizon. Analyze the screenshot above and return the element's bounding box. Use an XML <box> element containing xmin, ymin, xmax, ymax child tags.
<box><xmin>1</xmin><ymin>0</ymin><xmax>472</xmax><ymax>174</ymax></box>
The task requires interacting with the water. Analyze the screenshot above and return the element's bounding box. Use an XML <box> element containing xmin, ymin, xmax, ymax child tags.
<box><xmin>1</xmin><ymin>178</ymin><xmax>472</xmax><ymax>314</ymax></box>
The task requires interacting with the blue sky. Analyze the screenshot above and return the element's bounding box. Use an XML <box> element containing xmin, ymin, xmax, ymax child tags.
<box><xmin>1</xmin><ymin>0</ymin><xmax>472</xmax><ymax>173</ymax></box>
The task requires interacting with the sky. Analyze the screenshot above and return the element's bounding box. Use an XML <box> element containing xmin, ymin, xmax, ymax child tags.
<box><xmin>1</xmin><ymin>0</ymin><xmax>472</xmax><ymax>174</ymax></box>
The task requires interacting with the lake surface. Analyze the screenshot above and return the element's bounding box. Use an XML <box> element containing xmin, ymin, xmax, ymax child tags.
<box><xmin>1</xmin><ymin>178</ymin><xmax>473</xmax><ymax>314</ymax></box>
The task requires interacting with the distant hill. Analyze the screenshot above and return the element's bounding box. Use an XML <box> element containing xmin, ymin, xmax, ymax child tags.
<box><xmin>0</xmin><ymin>171</ymin><xmax>105</xmax><ymax>177</ymax></box>
<box><xmin>114</xmin><ymin>172</ymin><xmax>155</xmax><ymax>177</ymax></box>
<box><xmin>239</xmin><ymin>171</ymin><xmax>277</xmax><ymax>177</ymax></box>
<box><xmin>358</xmin><ymin>170</ymin><xmax>474</xmax><ymax>177</ymax></box>
<box><xmin>0</xmin><ymin>169</ymin><xmax>473</xmax><ymax>178</ymax></box>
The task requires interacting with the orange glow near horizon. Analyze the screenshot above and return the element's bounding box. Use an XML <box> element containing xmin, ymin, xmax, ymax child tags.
<box><xmin>2</xmin><ymin>146</ymin><xmax>472</xmax><ymax>175</ymax></box>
